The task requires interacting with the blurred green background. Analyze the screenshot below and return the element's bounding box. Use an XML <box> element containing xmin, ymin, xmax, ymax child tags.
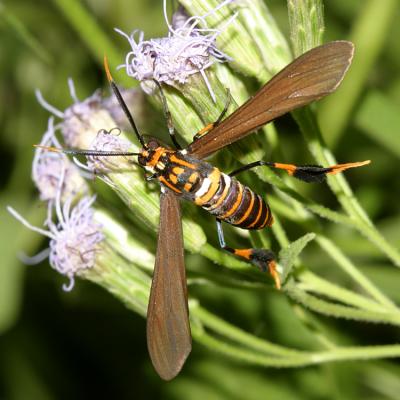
<box><xmin>1</xmin><ymin>0</ymin><xmax>400</xmax><ymax>399</ymax></box>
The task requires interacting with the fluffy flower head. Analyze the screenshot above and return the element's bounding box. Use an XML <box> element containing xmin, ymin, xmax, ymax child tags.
<box><xmin>32</xmin><ymin>118</ymin><xmax>87</xmax><ymax>203</ymax></box>
<box><xmin>8</xmin><ymin>196</ymin><xmax>104</xmax><ymax>291</ymax></box>
<box><xmin>117</xmin><ymin>0</ymin><xmax>236</xmax><ymax>101</ymax></box>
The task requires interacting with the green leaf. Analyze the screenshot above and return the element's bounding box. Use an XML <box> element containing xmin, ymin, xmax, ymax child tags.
<box><xmin>279</xmin><ymin>232</ymin><xmax>316</xmax><ymax>283</ymax></box>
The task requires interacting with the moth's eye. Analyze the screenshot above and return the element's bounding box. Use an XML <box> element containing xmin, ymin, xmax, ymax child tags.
<box><xmin>138</xmin><ymin>153</ymin><xmax>148</xmax><ymax>166</ymax></box>
<box><xmin>147</xmin><ymin>140</ymin><xmax>159</xmax><ymax>150</ymax></box>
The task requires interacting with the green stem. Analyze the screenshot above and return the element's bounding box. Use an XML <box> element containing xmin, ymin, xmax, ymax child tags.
<box><xmin>192</xmin><ymin>322</ymin><xmax>400</xmax><ymax>367</ymax></box>
<box><xmin>288</xmin><ymin>0</ymin><xmax>400</xmax><ymax>266</ymax></box>
<box><xmin>318</xmin><ymin>0</ymin><xmax>399</xmax><ymax>147</ymax></box>
<box><xmin>315</xmin><ymin>235</ymin><xmax>396</xmax><ymax>309</ymax></box>
<box><xmin>356</xmin><ymin>220</ymin><xmax>400</xmax><ymax>268</ymax></box>
<box><xmin>86</xmin><ymin>245</ymin><xmax>150</xmax><ymax>317</ymax></box>
<box><xmin>298</xmin><ymin>271</ymin><xmax>393</xmax><ymax>313</ymax></box>
<box><xmin>263</xmin><ymin>197</ymin><xmax>392</xmax><ymax>310</ymax></box>
<box><xmin>270</xmin><ymin>213</ymin><xmax>290</xmax><ymax>248</ymax></box>
<box><xmin>293</xmin><ymin>108</ymin><xmax>400</xmax><ymax>268</ymax></box>
<box><xmin>287</xmin><ymin>0</ymin><xmax>324</xmax><ymax>56</ymax></box>
<box><xmin>294</xmin><ymin>108</ymin><xmax>370</xmax><ymax>223</ymax></box>
<box><xmin>286</xmin><ymin>281</ymin><xmax>400</xmax><ymax>325</ymax></box>
<box><xmin>192</xmin><ymin>326</ymin><xmax>311</xmax><ymax>367</ymax></box>
<box><xmin>193</xmin><ymin>305</ymin><xmax>308</xmax><ymax>358</ymax></box>
<box><xmin>310</xmin><ymin>345</ymin><xmax>400</xmax><ymax>364</ymax></box>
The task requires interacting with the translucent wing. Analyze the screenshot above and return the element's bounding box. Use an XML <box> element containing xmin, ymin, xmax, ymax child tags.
<box><xmin>187</xmin><ymin>41</ymin><xmax>354</xmax><ymax>159</ymax></box>
<box><xmin>147</xmin><ymin>190</ymin><xmax>191</xmax><ymax>381</ymax></box>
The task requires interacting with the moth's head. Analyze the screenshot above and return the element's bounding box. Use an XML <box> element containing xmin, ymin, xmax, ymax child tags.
<box><xmin>138</xmin><ymin>138</ymin><xmax>166</xmax><ymax>172</ymax></box>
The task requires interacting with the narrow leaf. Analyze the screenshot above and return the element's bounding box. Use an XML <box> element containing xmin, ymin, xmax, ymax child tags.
<box><xmin>279</xmin><ymin>232</ymin><xmax>316</xmax><ymax>283</ymax></box>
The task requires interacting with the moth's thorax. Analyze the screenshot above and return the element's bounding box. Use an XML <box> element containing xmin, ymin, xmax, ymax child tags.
<box><xmin>137</xmin><ymin>138</ymin><xmax>173</xmax><ymax>174</ymax></box>
<box><xmin>146</xmin><ymin>149</ymin><xmax>212</xmax><ymax>196</ymax></box>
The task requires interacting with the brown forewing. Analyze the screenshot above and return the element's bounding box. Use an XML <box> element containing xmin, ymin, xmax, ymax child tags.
<box><xmin>187</xmin><ymin>41</ymin><xmax>354</xmax><ymax>159</ymax></box>
<box><xmin>147</xmin><ymin>190</ymin><xmax>191</xmax><ymax>381</ymax></box>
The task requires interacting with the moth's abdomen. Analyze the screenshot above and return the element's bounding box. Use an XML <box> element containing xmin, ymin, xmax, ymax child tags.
<box><xmin>156</xmin><ymin>151</ymin><xmax>273</xmax><ymax>230</ymax></box>
<box><xmin>195</xmin><ymin>169</ymin><xmax>273</xmax><ymax>230</ymax></box>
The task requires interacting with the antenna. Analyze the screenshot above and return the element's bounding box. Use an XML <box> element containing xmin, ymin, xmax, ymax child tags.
<box><xmin>34</xmin><ymin>145</ymin><xmax>140</xmax><ymax>157</ymax></box>
<box><xmin>104</xmin><ymin>56</ymin><xmax>147</xmax><ymax>148</ymax></box>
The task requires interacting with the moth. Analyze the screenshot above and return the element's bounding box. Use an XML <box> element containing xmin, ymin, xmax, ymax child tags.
<box><xmin>41</xmin><ymin>41</ymin><xmax>369</xmax><ymax>380</ymax></box>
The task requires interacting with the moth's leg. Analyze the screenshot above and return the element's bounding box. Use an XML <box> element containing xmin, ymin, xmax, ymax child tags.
<box><xmin>229</xmin><ymin>160</ymin><xmax>370</xmax><ymax>182</ymax></box>
<box><xmin>193</xmin><ymin>89</ymin><xmax>232</xmax><ymax>141</ymax></box>
<box><xmin>216</xmin><ymin>219</ymin><xmax>280</xmax><ymax>289</ymax></box>
<box><xmin>153</xmin><ymin>80</ymin><xmax>182</xmax><ymax>150</ymax></box>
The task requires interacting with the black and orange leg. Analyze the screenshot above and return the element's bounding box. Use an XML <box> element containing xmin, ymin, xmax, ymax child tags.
<box><xmin>153</xmin><ymin>79</ymin><xmax>182</xmax><ymax>150</ymax></box>
<box><xmin>193</xmin><ymin>89</ymin><xmax>232</xmax><ymax>141</ymax></box>
<box><xmin>229</xmin><ymin>160</ymin><xmax>371</xmax><ymax>182</ymax></box>
<box><xmin>216</xmin><ymin>158</ymin><xmax>371</xmax><ymax>288</ymax></box>
<box><xmin>216</xmin><ymin>219</ymin><xmax>280</xmax><ymax>289</ymax></box>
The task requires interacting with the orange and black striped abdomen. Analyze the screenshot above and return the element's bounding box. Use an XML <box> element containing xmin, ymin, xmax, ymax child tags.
<box><xmin>201</xmin><ymin>172</ymin><xmax>273</xmax><ymax>230</ymax></box>
<box><xmin>152</xmin><ymin>150</ymin><xmax>273</xmax><ymax>231</ymax></box>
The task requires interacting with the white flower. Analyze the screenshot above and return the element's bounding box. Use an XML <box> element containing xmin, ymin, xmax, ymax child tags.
<box><xmin>117</xmin><ymin>0</ymin><xmax>236</xmax><ymax>102</ymax></box>
<box><xmin>8</xmin><ymin>195</ymin><xmax>104</xmax><ymax>291</ymax></box>
<box><xmin>85</xmin><ymin>129</ymin><xmax>133</xmax><ymax>173</ymax></box>
<box><xmin>35</xmin><ymin>80</ymin><xmax>120</xmax><ymax>148</ymax></box>
<box><xmin>32</xmin><ymin>117</ymin><xmax>86</xmax><ymax>203</ymax></box>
